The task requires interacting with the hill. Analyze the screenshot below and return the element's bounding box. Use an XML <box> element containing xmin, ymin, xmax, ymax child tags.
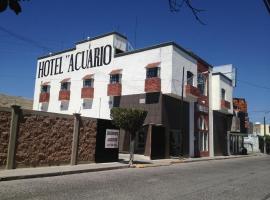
<box><xmin>0</xmin><ymin>93</ymin><xmax>33</xmax><ymax>109</ymax></box>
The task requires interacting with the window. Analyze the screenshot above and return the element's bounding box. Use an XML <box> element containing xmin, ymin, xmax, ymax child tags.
<box><xmin>146</xmin><ymin>67</ymin><xmax>160</xmax><ymax>78</ymax></box>
<box><xmin>221</xmin><ymin>88</ymin><xmax>226</xmax><ymax>100</ymax></box>
<box><xmin>61</xmin><ymin>82</ymin><xmax>70</xmax><ymax>91</ymax></box>
<box><xmin>83</xmin><ymin>79</ymin><xmax>93</xmax><ymax>87</ymax></box>
<box><xmin>41</xmin><ymin>85</ymin><xmax>49</xmax><ymax>93</ymax></box>
<box><xmin>197</xmin><ymin>74</ymin><xmax>207</xmax><ymax>95</ymax></box>
<box><xmin>198</xmin><ymin>116</ymin><xmax>208</xmax><ymax>131</ymax></box>
<box><xmin>110</xmin><ymin>74</ymin><xmax>121</xmax><ymax>84</ymax></box>
<box><xmin>198</xmin><ymin>115</ymin><xmax>208</xmax><ymax>152</ymax></box>
<box><xmin>187</xmin><ymin>71</ymin><xmax>194</xmax><ymax>85</ymax></box>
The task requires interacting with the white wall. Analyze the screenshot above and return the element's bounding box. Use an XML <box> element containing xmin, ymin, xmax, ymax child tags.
<box><xmin>33</xmin><ymin>34</ymin><xmax>180</xmax><ymax>119</ymax></box>
<box><xmin>211</xmin><ymin>74</ymin><xmax>233</xmax><ymax>114</ymax></box>
<box><xmin>171</xmin><ymin>46</ymin><xmax>197</xmax><ymax>98</ymax></box>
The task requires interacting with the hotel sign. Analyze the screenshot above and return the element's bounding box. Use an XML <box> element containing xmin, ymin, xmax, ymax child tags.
<box><xmin>37</xmin><ymin>45</ymin><xmax>112</xmax><ymax>78</ymax></box>
<box><xmin>105</xmin><ymin>129</ymin><xmax>119</xmax><ymax>149</ymax></box>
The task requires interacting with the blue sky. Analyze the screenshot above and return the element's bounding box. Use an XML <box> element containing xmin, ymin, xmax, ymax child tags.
<box><xmin>0</xmin><ymin>0</ymin><xmax>269</xmax><ymax>122</ymax></box>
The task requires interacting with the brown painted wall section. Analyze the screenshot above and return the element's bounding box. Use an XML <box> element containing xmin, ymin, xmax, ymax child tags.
<box><xmin>0</xmin><ymin>110</ymin><xmax>11</xmax><ymax>168</ymax></box>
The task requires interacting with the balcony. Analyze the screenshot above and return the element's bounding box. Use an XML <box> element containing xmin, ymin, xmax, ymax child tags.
<box><xmin>107</xmin><ymin>83</ymin><xmax>122</xmax><ymax>96</ymax></box>
<box><xmin>221</xmin><ymin>99</ymin><xmax>231</xmax><ymax>110</ymax></box>
<box><xmin>198</xmin><ymin>95</ymin><xmax>209</xmax><ymax>106</ymax></box>
<box><xmin>81</xmin><ymin>87</ymin><xmax>94</xmax><ymax>99</ymax></box>
<box><xmin>145</xmin><ymin>77</ymin><xmax>161</xmax><ymax>93</ymax></box>
<box><xmin>59</xmin><ymin>90</ymin><xmax>70</xmax><ymax>101</ymax></box>
<box><xmin>185</xmin><ymin>84</ymin><xmax>200</xmax><ymax>98</ymax></box>
<box><xmin>39</xmin><ymin>92</ymin><xmax>50</xmax><ymax>103</ymax></box>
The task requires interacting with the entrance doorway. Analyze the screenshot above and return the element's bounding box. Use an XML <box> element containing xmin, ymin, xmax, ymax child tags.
<box><xmin>169</xmin><ymin>130</ymin><xmax>181</xmax><ymax>157</ymax></box>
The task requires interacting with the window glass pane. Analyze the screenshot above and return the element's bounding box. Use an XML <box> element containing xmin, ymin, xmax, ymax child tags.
<box><xmin>41</xmin><ymin>85</ymin><xmax>48</xmax><ymax>93</ymax></box>
<box><xmin>61</xmin><ymin>82</ymin><xmax>69</xmax><ymax>90</ymax></box>
<box><xmin>199</xmin><ymin>132</ymin><xmax>203</xmax><ymax>151</ymax></box>
<box><xmin>187</xmin><ymin>71</ymin><xmax>193</xmax><ymax>85</ymax></box>
<box><xmin>84</xmin><ymin>79</ymin><xmax>93</xmax><ymax>87</ymax></box>
<box><xmin>221</xmin><ymin>89</ymin><xmax>226</xmax><ymax>100</ymax></box>
<box><xmin>146</xmin><ymin>68</ymin><xmax>158</xmax><ymax>78</ymax></box>
<box><xmin>204</xmin><ymin>133</ymin><xmax>208</xmax><ymax>151</ymax></box>
<box><xmin>110</xmin><ymin>74</ymin><xmax>121</xmax><ymax>84</ymax></box>
<box><xmin>197</xmin><ymin>74</ymin><xmax>206</xmax><ymax>95</ymax></box>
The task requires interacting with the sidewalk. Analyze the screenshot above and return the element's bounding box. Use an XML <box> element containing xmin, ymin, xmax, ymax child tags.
<box><xmin>120</xmin><ymin>153</ymin><xmax>266</xmax><ymax>168</ymax></box>
<box><xmin>0</xmin><ymin>162</ymin><xmax>128</xmax><ymax>182</ymax></box>
<box><xmin>0</xmin><ymin>153</ymin><xmax>265</xmax><ymax>182</ymax></box>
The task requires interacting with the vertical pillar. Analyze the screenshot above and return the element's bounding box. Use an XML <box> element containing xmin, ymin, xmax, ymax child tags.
<box><xmin>71</xmin><ymin>113</ymin><xmax>81</xmax><ymax>165</ymax></box>
<box><xmin>189</xmin><ymin>102</ymin><xmax>194</xmax><ymax>157</ymax></box>
<box><xmin>227</xmin><ymin>131</ymin><xmax>231</xmax><ymax>156</ymax></box>
<box><xmin>6</xmin><ymin>105</ymin><xmax>21</xmax><ymax>170</ymax></box>
<box><xmin>208</xmin><ymin>70</ymin><xmax>214</xmax><ymax>157</ymax></box>
<box><xmin>144</xmin><ymin>124</ymin><xmax>152</xmax><ymax>158</ymax></box>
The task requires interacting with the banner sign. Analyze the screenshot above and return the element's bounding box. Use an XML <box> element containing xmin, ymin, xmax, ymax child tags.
<box><xmin>105</xmin><ymin>129</ymin><xmax>119</xmax><ymax>149</ymax></box>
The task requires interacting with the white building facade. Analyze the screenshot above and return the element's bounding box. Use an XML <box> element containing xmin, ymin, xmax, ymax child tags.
<box><xmin>33</xmin><ymin>32</ymin><xmax>235</xmax><ymax>159</ymax></box>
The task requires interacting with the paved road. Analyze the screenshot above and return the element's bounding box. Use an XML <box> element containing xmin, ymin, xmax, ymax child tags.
<box><xmin>0</xmin><ymin>156</ymin><xmax>270</xmax><ymax>200</ymax></box>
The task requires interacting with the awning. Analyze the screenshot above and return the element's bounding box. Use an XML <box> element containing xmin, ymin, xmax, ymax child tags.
<box><xmin>109</xmin><ymin>69</ymin><xmax>122</xmax><ymax>75</ymax></box>
<box><xmin>60</xmin><ymin>78</ymin><xmax>71</xmax><ymax>83</ymax></box>
<box><xmin>82</xmin><ymin>74</ymin><xmax>94</xmax><ymax>80</ymax></box>
<box><xmin>145</xmin><ymin>62</ymin><xmax>161</xmax><ymax>68</ymax></box>
<box><xmin>41</xmin><ymin>81</ymin><xmax>50</xmax><ymax>86</ymax></box>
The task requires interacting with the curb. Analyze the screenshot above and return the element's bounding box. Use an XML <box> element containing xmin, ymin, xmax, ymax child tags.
<box><xmin>0</xmin><ymin>165</ymin><xmax>129</xmax><ymax>182</ymax></box>
<box><xmin>134</xmin><ymin>154</ymin><xmax>263</xmax><ymax>169</ymax></box>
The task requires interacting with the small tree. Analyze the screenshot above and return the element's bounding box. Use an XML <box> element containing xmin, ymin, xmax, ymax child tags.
<box><xmin>110</xmin><ymin>107</ymin><xmax>147</xmax><ymax>166</ymax></box>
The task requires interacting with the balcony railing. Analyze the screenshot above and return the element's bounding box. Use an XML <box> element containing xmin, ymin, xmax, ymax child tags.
<box><xmin>39</xmin><ymin>92</ymin><xmax>50</xmax><ymax>103</ymax></box>
<box><xmin>185</xmin><ymin>84</ymin><xmax>200</xmax><ymax>98</ymax></box>
<box><xmin>81</xmin><ymin>87</ymin><xmax>94</xmax><ymax>99</ymax></box>
<box><xmin>198</xmin><ymin>95</ymin><xmax>209</xmax><ymax>106</ymax></box>
<box><xmin>145</xmin><ymin>77</ymin><xmax>161</xmax><ymax>93</ymax></box>
<box><xmin>59</xmin><ymin>90</ymin><xmax>70</xmax><ymax>101</ymax></box>
<box><xmin>221</xmin><ymin>99</ymin><xmax>231</xmax><ymax>110</ymax></box>
<box><xmin>107</xmin><ymin>83</ymin><xmax>122</xmax><ymax>96</ymax></box>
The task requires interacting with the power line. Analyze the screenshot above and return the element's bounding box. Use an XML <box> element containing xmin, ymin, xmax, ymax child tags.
<box><xmin>0</xmin><ymin>26</ymin><xmax>52</xmax><ymax>52</ymax></box>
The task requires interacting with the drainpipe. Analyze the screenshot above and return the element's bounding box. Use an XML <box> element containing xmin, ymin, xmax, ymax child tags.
<box><xmin>208</xmin><ymin>69</ymin><xmax>214</xmax><ymax>157</ymax></box>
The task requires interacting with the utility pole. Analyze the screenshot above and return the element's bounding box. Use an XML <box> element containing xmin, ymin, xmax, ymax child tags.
<box><xmin>179</xmin><ymin>67</ymin><xmax>185</xmax><ymax>158</ymax></box>
<box><xmin>264</xmin><ymin>116</ymin><xmax>266</xmax><ymax>154</ymax></box>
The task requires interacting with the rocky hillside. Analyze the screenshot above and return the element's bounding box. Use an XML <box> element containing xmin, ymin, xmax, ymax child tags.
<box><xmin>0</xmin><ymin>93</ymin><xmax>33</xmax><ymax>109</ymax></box>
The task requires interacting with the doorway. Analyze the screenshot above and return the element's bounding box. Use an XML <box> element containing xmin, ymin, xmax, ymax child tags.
<box><xmin>169</xmin><ymin>130</ymin><xmax>181</xmax><ymax>157</ymax></box>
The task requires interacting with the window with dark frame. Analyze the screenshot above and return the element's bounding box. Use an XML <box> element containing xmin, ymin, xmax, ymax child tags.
<box><xmin>84</xmin><ymin>79</ymin><xmax>93</xmax><ymax>87</ymax></box>
<box><xmin>110</xmin><ymin>74</ymin><xmax>121</xmax><ymax>84</ymax></box>
<box><xmin>61</xmin><ymin>82</ymin><xmax>70</xmax><ymax>91</ymax></box>
<box><xmin>146</xmin><ymin>67</ymin><xmax>159</xmax><ymax>78</ymax></box>
<box><xmin>197</xmin><ymin>73</ymin><xmax>207</xmax><ymax>95</ymax></box>
<box><xmin>221</xmin><ymin>88</ymin><xmax>226</xmax><ymax>100</ymax></box>
<box><xmin>41</xmin><ymin>85</ymin><xmax>49</xmax><ymax>93</ymax></box>
<box><xmin>187</xmin><ymin>71</ymin><xmax>194</xmax><ymax>85</ymax></box>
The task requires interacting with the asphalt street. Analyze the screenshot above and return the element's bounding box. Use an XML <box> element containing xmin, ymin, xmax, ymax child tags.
<box><xmin>0</xmin><ymin>156</ymin><xmax>270</xmax><ymax>200</ymax></box>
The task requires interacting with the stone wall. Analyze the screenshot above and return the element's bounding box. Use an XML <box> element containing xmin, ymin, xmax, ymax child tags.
<box><xmin>16</xmin><ymin>112</ymin><xmax>74</xmax><ymax>167</ymax></box>
<box><xmin>77</xmin><ymin>118</ymin><xmax>97</xmax><ymax>163</ymax></box>
<box><xmin>0</xmin><ymin>109</ymin><xmax>11</xmax><ymax>168</ymax></box>
<box><xmin>0</xmin><ymin>107</ymin><xmax>101</xmax><ymax>169</ymax></box>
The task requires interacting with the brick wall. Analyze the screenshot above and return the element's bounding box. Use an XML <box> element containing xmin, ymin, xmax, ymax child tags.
<box><xmin>0</xmin><ymin>109</ymin><xmax>11</xmax><ymax>168</ymax></box>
